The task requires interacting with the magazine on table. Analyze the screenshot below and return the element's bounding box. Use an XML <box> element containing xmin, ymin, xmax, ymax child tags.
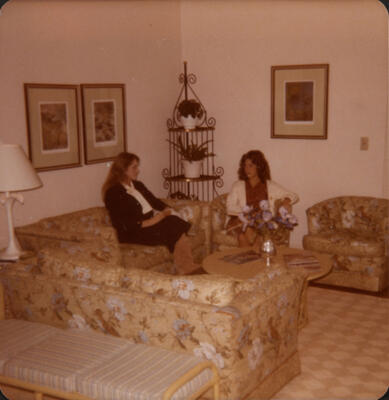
<box><xmin>221</xmin><ymin>250</ymin><xmax>262</xmax><ymax>265</ymax></box>
<box><xmin>283</xmin><ymin>252</ymin><xmax>321</xmax><ymax>270</ymax></box>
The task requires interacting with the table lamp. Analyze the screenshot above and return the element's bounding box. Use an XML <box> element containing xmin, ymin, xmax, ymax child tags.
<box><xmin>0</xmin><ymin>144</ymin><xmax>42</xmax><ymax>261</ymax></box>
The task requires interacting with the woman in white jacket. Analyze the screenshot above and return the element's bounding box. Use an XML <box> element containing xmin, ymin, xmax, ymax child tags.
<box><xmin>226</xmin><ymin>150</ymin><xmax>299</xmax><ymax>247</ymax></box>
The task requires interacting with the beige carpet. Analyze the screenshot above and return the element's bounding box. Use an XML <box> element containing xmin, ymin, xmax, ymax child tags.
<box><xmin>273</xmin><ymin>287</ymin><xmax>389</xmax><ymax>400</ymax></box>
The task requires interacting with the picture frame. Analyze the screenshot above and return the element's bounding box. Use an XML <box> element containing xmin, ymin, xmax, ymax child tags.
<box><xmin>24</xmin><ymin>83</ymin><xmax>81</xmax><ymax>171</ymax></box>
<box><xmin>81</xmin><ymin>83</ymin><xmax>127</xmax><ymax>164</ymax></box>
<box><xmin>271</xmin><ymin>64</ymin><xmax>329</xmax><ymax>139</ymax></box>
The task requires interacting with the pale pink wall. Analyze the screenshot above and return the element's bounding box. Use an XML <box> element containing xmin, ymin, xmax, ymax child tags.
<box><xmin>0</xmin><ymin>0</ymin><xmax>387</xmax><ymax>250</ymax></box>
<box><xmin>0</xmin><ymin>0</ymin><xmax>182</xmax><ymax>247</ymax></box>
<box><xmin>181</xmin><ymin>0</ymin><xmax>388</xmax><ymax>247</ymax></box>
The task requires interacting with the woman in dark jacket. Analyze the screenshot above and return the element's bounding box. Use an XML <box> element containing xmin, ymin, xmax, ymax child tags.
<box><xmin>102</xmin><ymin>152</ymin><xmax>201</xmax><ymax>275</ymax></box>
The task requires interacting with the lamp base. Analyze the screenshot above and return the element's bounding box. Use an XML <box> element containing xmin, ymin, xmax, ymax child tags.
<box><xmin>0</xmin><ymin>246</ymin><xmax>34</xmax><ymax>262</ymax></box>
<box><xmin>0</xmin><ymin>247</ymin><xmax>24</xmax><ymax>262</ymax></box>
<box><xmin>0</xmin><ymin>191</ymin><xmax>26</xmax><ymax>263</ymax></box>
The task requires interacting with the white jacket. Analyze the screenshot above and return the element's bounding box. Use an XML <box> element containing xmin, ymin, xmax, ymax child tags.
<box><xmin>226</xmin><ymin>179</ymin><xmax>299</xmax><ymax>216</ymax></box>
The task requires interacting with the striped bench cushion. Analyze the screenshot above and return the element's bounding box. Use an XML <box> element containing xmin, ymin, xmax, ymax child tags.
<box><xmin>0</xmin><ymin>319</ymin><xmax>57</xmax><ymax>371</ymax></box>
<box><xmin>3</xmin><ymin>329</ymin><xmax>131</xmax><ymax>392</ymax></box>
<box><xmin>76</xmin><ymin>343</ymin><xmax>213</xmax><ymax>400</ymax></box>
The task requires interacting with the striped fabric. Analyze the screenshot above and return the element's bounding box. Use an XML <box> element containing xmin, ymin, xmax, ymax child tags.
<box><xmin>0</xmin><ymin>319</ymin><xmax>57</xmax><ymax>371</ymax></box>
<box><xmin>3</xmin><ymin>329</ymin><xmax>131</xmax><ymax>392</ymax></box>
<box><xmin>77</xmin><ymin>343</ymin><xmax>213</xmax><ymax>400</ymax></box>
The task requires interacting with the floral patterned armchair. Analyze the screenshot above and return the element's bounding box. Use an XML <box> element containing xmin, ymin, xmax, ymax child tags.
<box><xmin>303</xmin><ymin>196</ymin><xmax>389</xmax><ymax>292</ymax></box>
<box><xmin>210</xmin><ymin>194</ymin><xmax>291</xmax><ymax>252</ymax></box>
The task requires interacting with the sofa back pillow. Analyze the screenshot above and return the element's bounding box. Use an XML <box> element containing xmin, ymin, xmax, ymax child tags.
<box><xmin>39</xmin><ymin>243</ymin><xmax>123</xmax><ymax>287</ymax></box>
<box><xmin>120</xmin><ymin>268</ymin><xmax>237</xmax><ymax>307</ymax></box>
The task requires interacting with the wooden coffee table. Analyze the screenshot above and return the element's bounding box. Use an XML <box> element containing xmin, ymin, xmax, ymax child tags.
<box><xmin>203</xmin><ymin>247</ymin><xmax>332</xmax><ymax>328</ymax></box>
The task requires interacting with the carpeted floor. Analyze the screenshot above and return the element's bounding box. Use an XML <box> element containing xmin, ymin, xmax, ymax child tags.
<box><xmin>273</xmin><ymin>287</ymin><xmax>389</xmax><ymax>400</ymax></box>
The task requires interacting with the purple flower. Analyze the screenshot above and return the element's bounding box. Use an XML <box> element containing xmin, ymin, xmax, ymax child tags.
<box><xmin>268</xmin><ymin>221</ymin><xmax>278</xmax><ymax>230</ymax></box>
<box><xmin>278</xmin><ymin>206</ymin><xmax>289</xmax><ymax>219</ymax></box>
<box><xmin>262</xmin><ymin>210</ymin><xmax>273</xmax><ymax>222</ymax></box>
<box><xmin>259</xmin><ymin>200</ymin><xmax>270</xmax><ymax>211</ymax></box>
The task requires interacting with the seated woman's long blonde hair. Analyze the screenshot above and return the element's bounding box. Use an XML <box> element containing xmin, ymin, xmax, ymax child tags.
<box><xmin>101</xmin><ymin>152</ymin><xmax>139</xmax><ymax>201</ymax></box>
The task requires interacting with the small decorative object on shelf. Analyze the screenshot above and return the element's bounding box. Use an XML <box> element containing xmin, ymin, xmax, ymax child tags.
<box><xmin>162</xmin><ymin>61</ymin><xmax>223</xmax><ymax>201</ymax></box>
<box><xmin>166</xmin><ymin>136</ymin><xmax>214</xmax><ymax>178</ymax></box>
<box><xmin>177</xmin><ymin>99</ymin><xmax>203</xmax><ymax>130</ymax></box>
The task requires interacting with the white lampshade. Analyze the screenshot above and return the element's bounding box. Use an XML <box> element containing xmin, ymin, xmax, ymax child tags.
<box><xmin>0</xmin><ymin>144</ymin><xmax>42</xmax><ymax>192</ymax></box>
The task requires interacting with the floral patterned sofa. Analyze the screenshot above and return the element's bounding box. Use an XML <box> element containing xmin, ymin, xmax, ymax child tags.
<box><xmin>303</xmin><ymin>196</ymin><xmax>389</xmax><ymax>292</ymax></box>
<box><xmin>15</xmin><ymin>199</ymin><xmax>212</xmax><ymax>274</ymax></box>
<box><xmin>0</xmin><ymin>241</ymin><xmax>304</xmax><ymax>400</ymax></box>
<box><xmin>210</xmin><ymin>194</ymin><xmax>291</xmax><ymax>252</ymax></box>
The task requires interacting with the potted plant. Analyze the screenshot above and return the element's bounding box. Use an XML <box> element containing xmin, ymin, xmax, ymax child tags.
<box><xmin>167</xmin><ymin>136</ymin><xmax>215</xmax><ymax>178</ymax></box>
<box><xmin>177</xmin><ymin>99</ymin><xmax>203</xmax><ymax>130</ymax></box>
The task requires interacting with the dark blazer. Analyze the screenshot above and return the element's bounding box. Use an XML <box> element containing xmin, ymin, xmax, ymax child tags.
<box><xmin>104</xmin><ymin>181</ymin><xmax>167</xmax><ymax>242</ymax></box>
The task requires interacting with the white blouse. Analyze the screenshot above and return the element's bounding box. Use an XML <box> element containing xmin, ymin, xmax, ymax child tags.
<box><xmin>226</xmin><ymin>179</ymin><xmax>299</xmax><ymax>215</ymax></box>
<box><xmin>122</xmin><ymin>182</ymin><xmax>153</xmax><ymax>214</ymax></box>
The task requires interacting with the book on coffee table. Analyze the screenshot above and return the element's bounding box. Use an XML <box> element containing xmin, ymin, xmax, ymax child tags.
<box><xmin>220</xmin><ymin>250</ymin><xmax>262</xmax><ymax>265</ymax></box>
<box><xmin>283</xmin><ymin>253</ymin><xmax>321</xmax><ymax>270</ymax></box>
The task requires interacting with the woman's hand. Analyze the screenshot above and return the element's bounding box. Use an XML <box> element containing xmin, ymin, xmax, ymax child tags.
<box><xmin>155</xmin><ymin>209</ymin><xmax>170</xmax><ymax>223</ymax></box>
<box><xmin>162</xmin><ymin>208</ymin><xmax>172</xmax><ymax>217</ymax></box>
<box><xmin>141</xmin><ymin>208</ymin><xmax>171</xmax><ymax>228</ymax></box>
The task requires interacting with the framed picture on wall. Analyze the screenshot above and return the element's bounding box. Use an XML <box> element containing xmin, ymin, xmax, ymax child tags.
<box><xmin>81</xmin><ymin>83</ymin><xmax>127</xmax><ymax>164</ymax></box>
<box><xmin>24</xmin><ymin>83</ymin><xmax>81</xmax><ymax>171</ymax></box>
<box><xmin>271</xmin><ymin>64</ymin><xmax>329</xmax><ymax>139</ymax></box>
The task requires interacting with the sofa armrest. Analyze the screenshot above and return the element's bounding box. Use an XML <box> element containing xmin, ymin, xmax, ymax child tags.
<box><xmin>162</xmin><ymin>198</ymin><xmax>212</xmax><ymax>254</ymax></box>
<box><xmin>210</xmin><ymin>194</ymin><xmax>228</xmax><ymax>232</ymax></box>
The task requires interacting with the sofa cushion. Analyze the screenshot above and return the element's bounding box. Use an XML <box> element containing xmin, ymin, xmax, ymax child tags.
<box><xmin>40</xmin><ymin>244</ymin><xmax>123</xmax><ymax>287</ymax></box>
<box><xmin>2</xmin><ymin>329</ymin><xmax>130</xmax><ymax>392</ymax></box>
<box><xmin>0</xmin><ymin>319</ymin><xmax>58</xmax><ymax>371</ymax></box>
<box><xmin>76</xmin><ymin>343</ymin><xmax>213</xmax><ymax>400</ymax></box>
<box><xmin>119</xmin><ymin>231</ymin><xmax>205</xmax><ymax>270</ymax></box>
<box><xmin>121</xmin><ymin>268</ymin><xmax>237</xmax><ymax>306</ymax></box>
<box><xmin>303</xmin><ymin>231</ymin><xmax>385</xmax><ymax>257</ymax></box>
<box><xmin>16</xmin><ymin>207</ymin><xmax>111</xmax><ymax>237</ymax></box>
<box><xmin>120</xmin><ymin>243</ymin><xmax>171</xmax><ymax>270</ymax></box>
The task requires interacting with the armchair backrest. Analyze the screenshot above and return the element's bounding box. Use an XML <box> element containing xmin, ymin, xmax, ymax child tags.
<box><xmin>306</xmin><ymin>196</ymin><xmax>389</xmax><ymax>235</ymax></box>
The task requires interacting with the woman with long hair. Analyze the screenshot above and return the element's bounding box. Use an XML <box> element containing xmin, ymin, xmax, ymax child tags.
<box><xmin>102</xmin><ymin>152</ymin><xmax>201</xmax><ymax>275</ymax></box>
<box><xmin>226</xmin><ymin>150</ymin><xmax>299</xmax><ymax>247</ymax></box>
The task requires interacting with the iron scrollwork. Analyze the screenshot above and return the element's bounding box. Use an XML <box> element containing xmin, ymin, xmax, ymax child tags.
<box><xmin>163</xmin><ymin>62</ymin><xmax>224</xmax><ymax>201</ymax></box>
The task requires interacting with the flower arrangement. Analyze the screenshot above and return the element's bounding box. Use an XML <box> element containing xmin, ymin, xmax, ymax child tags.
<box><xmin>238</xmin><ymin>199</ymin><xmax>298</xmax><ymax>239</ymax></box>
<box><xmin>167</xmin><ymin>136</ymin><xmax>215</xmax><ymax>162</ymax></box>
<box><xmin>177</xmin><ymin>99</ymin><xmax>204</xmax><ymax>119</ymax></box>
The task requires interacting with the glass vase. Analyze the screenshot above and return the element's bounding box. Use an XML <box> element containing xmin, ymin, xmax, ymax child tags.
<box><xmin>261</xmin><ymin>236</ymin><xmax>276</xmax><ymax>256</ymax></box>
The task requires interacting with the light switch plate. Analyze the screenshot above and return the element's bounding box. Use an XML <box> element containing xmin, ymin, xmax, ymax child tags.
<box><xmin>360</xmin><ymin>137</ymin><xmax>369</xmax><ymax>151</ymax></box>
